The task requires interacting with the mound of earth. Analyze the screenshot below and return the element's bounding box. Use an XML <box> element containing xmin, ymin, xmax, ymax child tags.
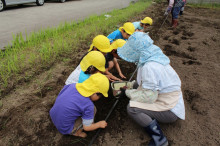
<box><xmin>0</xmin><ymin>2</ymin><xmax>220</xmax><ymax>146</ymax></box>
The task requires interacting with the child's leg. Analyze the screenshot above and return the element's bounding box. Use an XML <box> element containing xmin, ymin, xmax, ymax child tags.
<box><xmin>73</xmin><ymin>129</ymin><xmax>87</xmax><ymax>138</ymax></box>
<box><xmin>70</xmin><ymin>117</ymin><xmax>87</xmax><ymax>138</ymax></box>
<box><xmin>71</xmin><ymin>106</ymin><xmax>97</xmax><ymax>137</ymax></box>
<box><xmin>108</xmin><ymin>61</ymin><xmax>114</xmax><ymax>71</ymax></box>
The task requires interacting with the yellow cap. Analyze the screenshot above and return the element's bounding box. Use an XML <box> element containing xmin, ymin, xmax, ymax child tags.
<box><xmin>80</xmin><ymin>51</ymin><xmax>106</xmax><ymax>72</ymax></box>
<box><xmin>88</xmin><ymin>35</ymin><xmax>111</xmax><ymax>53</ymax></box>
<box><xmin>76</xmin><ymin>73</ymin><xmax>109</xmax><ymax>97</ymax></box>
<box><xmin>141</xmin><ymin>17</ymin><xmax>153</xmax><ymax>25</ymax></box>
<box><xmin>119</xmin><ymin>22</ymin><xmax>135</xmax><ymax>35</ymax></box>
<box><xmin>110</xmin><ymin>39</ymin><xmax>126</xmax><ymax>51</ymax></box>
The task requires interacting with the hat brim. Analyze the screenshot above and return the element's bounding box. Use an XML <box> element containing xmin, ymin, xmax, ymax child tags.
<box><xmin>141</xmin><ymin>20</ymin><xmax>152</xmax><ymax>25</ymax></box>
<box><xmin>80</xmin><ymin>61</ymin><xmax>106</xmax><ymax>72</ymax></box>
<box><xmin>88</xmin><ymin>44</ymin><xmax>94</xmax><ymax>52</ymax></box>
<box><xmin>88</xmin><ymin>43</ymin><xmax>112</xmax><ymax>53</ymax></box>
<box><xmin>119</xmin><ymin>27</ymin><xmax>133</xmax><ymax>35</ymax></box>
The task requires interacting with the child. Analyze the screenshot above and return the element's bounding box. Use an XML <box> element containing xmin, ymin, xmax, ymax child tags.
<box><xmin>132</xmin><ymin>17</ymin><xmax>153</xmax><ymax>32</ymax></box>
<box><xmin>66</xmin><ymin>35</ymin><xmax>120</xmax><ymax>84</ymax></box>
<box><xmin>50</xmin><ymin>73</ymin><xmax>109</xmax><ymax>137</ymax></box>
<box><xmin>65</xmin><ymin>51</ymin><xmax>106</xmax><ymax>85</ymax></box>
<box><xmin>105</xmin><ymin>39</ymin><xmax>127</xmax><ymax>79</ymax></box>
<box><xmin>107</xmin><ymin>22</ymin><xmax>135</xmax><ymax>43</ymax></box>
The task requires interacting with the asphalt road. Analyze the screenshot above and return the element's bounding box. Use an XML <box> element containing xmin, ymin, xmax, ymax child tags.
<box><xmin>0</xmin><ymin>0</ymin><xmax>137</xmax><ymax>50</ymax></box>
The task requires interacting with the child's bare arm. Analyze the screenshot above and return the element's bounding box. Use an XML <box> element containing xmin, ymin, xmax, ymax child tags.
<box><xmin>83</xmin><ymin>121</ymin><xmax>107</xmax><ymax>131</ymax></box>
<box><xmin>113</xmin><ymin>58</ymin><xmax>126</xmax><ymax>79</ymax></box>
<box><xmin>105</xmin><ymin>69</ymin><xmax>121</xmax><ymax>81</ymax></box>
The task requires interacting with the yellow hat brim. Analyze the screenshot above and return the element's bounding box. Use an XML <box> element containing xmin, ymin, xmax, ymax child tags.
<box><xmin>80</xmin><ymin>62</ymin><xmax>106</xmax><ymax>72</ymax></box>
<box><xmin>119</xmin><ymin>27</ymin><xmax>133</xmax><ymax>35</ymax></box>
<box><xmin>88</xmin><ymin>43</ymin><xmax>112</xmax><ymax>53</ymax></box>
<box><xmin>76</xmin><ymin>73</ymin><xmax>109</xmax><ymax>97</ymax></box>
<box><xmin>88</xmin><ymin>44</ymin><xmax>94</xmax><ymax>52</ymax></box>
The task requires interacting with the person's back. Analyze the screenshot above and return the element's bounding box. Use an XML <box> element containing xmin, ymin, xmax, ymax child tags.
<box><xmin>50</xmin><ymin>73</ymin><xmax>110</xmax><ymax>138</ymax></box>
<box><xmin>50</xmin><ymin>83</ymin><xmax>94</xmax><ymax>135</ymax></box>
<box><xmin>139</xmin><ymin>62</ymin><xmax>181</xmax><ymax>93</ymax></box>
<box><xmin>107</xmin><ymin>29</ymin><xmax>123</xmax><ymax>43</ymax></box>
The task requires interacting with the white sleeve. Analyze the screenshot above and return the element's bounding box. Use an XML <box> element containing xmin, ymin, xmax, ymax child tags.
<box><xmin>169</xmin><ymin>0</ymin><xmax>174</xmax><ymax>7</ymax></box>
<box><xmin>65</xmin><ymin>65</ymin><xmax>81</xmax><ymax>85</ymax></box>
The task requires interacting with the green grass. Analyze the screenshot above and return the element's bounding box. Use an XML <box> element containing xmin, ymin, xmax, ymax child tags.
<box><xmin>0</xmin><ymin>0</ymin><xmax>153</xmax><ymax>96</ymax></box>
<box><xmin>188</xmin><ymin>3</ymin><xmax>220</xmax><ymax>9</ymax></box>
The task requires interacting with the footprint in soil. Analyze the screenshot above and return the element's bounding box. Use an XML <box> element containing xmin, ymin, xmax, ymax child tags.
<box><xmin>163</xmin><ymin>36</ymin><xmax>170</xmax><ymax>40</ymax></box>
<box><xmin>183</xmin><ymin>30</ymin><xmax>194</xmax><ymax>37</ymax></box>
<box><xmin>171</xmin><ymin>39</ymin><xmax>180</xmax><ymax>45</ymax></box>
<box><xmin>180</xmin><ymin>25</ymin><xmax>186</xmax><ymax>29</ymax></box>
<box><xmin>164</xmin><ymin>45</ymin><xmax>196</xmax><ymax>60</ymax></box>
<box><xmin>182</xmin><ymin>60</ymin><xmax>201</xmax><ymax>65</ymax></box>
<box><xmin>181</xmin><ymin>36</ymin><xmax>187</xmax><ymax>40</ymax></box>
<box><xmin>187</xmin><ymin>46</ymin><xmax>196</xmax><ymax>52</ymax></box>
<box><xmin>202</xmin><ymin>41</ymin><xmax>209</xmax><ymax>46</ymax></box>
<box><xmin>173</xmin><ymin>30</ymin><xmax>180</xmax><ymax>35</ymax></box>
<box><xmin>211</xmin><ymin>36</ymin><xmax>217</xmax><ymax>42</ymax></box>
<box><xmin>184</xmin><ymin>90</ymin><xmax>207</xmax><ymax>115</ymax></box>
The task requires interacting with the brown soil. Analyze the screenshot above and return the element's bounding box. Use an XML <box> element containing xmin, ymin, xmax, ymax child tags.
<box><xmin>0</xmin><ymin>2</ymin><xmax>220</xmax><ymax>146</ymax></box>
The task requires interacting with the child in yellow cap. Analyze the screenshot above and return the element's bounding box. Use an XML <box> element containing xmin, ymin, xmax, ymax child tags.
<box><xmin>107</xmin><ymin>22</ymin><xmax>135</xmax><ymax>43</ymax></box>
<box><xmin>133</xmin><ymin>17</ymin><xmax>153</xmax><ymax>32</ymax></box>
<box><xmin>105</xmin><ymin>39</ymin><xmax>127</xmax><ymax>79</ymax></box>
<box><xmin>66</xmin><ymin>35</ymin><xmax>122</xmax><ymax>83</ymax></box>
<box><xmin>50</xmin><ymin>73</ymin><xmax>109</xmax><ymax>137</ymax></box>
<box><xmin>65</xmin><ymin>51</ymin><xmax>106</xmax><ymax>85</ymax></box>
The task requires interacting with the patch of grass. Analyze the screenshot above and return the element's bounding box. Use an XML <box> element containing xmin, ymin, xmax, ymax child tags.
<box><xmin>188</xmin><ymin>3</ymin><xmax>220</xmax><ymax>9</ymax></box>
<box><xmin>0</xmin><ymin>0</ymin><xmax>153</xmax><ymax>96</ymax></box>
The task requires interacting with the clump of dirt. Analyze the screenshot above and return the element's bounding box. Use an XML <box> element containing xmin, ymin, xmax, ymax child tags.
<box><xmin>0</xmin><ymin>2</ymin><xmax>220</xmax><ymax>146</ymax></box>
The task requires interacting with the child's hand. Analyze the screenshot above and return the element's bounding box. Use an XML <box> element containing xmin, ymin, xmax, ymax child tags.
<box><xmin>98</xmin><ymin>121</ymin><xmax>107</xmax><ymax>128</ymax></box>
<box><xmin>106</xmin><ymin>75</ymin><xmax>121</xmax><ymax>82</ymax></box>
<box><xmin>119</xmin><ymin>73</ymin><xmax>126</xmax><ymax>79</ymax></box>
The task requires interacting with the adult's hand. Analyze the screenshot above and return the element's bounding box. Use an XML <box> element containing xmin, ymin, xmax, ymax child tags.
<box><xmin>164</xmin><ymin>7</ymin><xmax>172</xmax><ymax>15</ymax></box>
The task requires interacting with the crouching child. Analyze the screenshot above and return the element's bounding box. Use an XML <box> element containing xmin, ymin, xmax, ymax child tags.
<box><xmin>50</xmin><ymin>73</ymin><xmax>109</xmax><ymax>137</ymax></box>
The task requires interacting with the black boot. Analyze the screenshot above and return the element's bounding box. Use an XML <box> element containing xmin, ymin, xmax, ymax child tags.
<box><xmin>144</xmin><ymin>120</ymin><xmax>168</xmax><ymax>146</ymax></box>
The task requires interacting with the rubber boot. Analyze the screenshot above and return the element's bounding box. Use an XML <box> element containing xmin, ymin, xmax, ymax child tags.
<box><xmin>144</xmin><ymin>120</ymin><xmax>168</xmax><ymax>146</ymax></box>
<box><xmin>172</xmin><ymin>19</ymin><xmax>178</xmax><ymax>28</ymax></box>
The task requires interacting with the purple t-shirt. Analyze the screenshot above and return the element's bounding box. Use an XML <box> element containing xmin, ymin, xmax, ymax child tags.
<box><xmin>49</xmin><ymin>83</ymin><xmax>94</xmax><ymax>135</ymax></box>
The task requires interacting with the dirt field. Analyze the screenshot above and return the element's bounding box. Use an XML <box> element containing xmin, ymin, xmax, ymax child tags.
<box><xmin>0</xmin><ymin>2</ymin><xmax>220</xmax><ymax>146</ymax></box>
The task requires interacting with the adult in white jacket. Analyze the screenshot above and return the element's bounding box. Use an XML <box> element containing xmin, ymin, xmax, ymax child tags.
<box><xmin>117</xmin><ymin>32</ymin><xmax>185</xmax><ymax>146</ymax></box>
